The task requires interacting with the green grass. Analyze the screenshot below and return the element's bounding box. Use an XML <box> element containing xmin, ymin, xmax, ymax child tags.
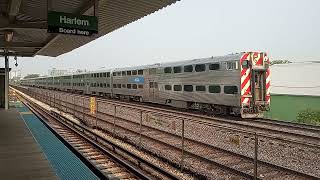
<box><xmin>264</xmin><ymin>94</ymin><xmax>320</xmax><ymax>122</ymax></box>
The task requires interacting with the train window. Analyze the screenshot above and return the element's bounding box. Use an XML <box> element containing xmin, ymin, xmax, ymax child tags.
<box><xmin>122</xmin><ymin>71</ymin><xmax>126</xmax><ymax>76</ymax></box>
<box><xmin>132</xmin><ymin>70</ymin><xmax>137</xmax><ymax>75</ymax></box>
<box><xmin>127</xmin><ymin>84</ymin><xmax>132</xmax><ymax>89</ymax></box>
<box><xmin>100</xmin><ymin>83</ymin><xmax>103</xmax><ymax>87</ymax></box>
<box><xmin>100</xmin><ymin>73</ymin><xmax>103</xmax><ymax>77</ymax></box>
<box><xmin>174</xmin><ymin>85</ymin><xmax>182</xmax><ymax>91</ymax></box>
<box><xmin>132</xmin><ymin>84</ymin><xmax>137</xmax><ymax>89</ymax></box>
<box><xmin>209</xmin><ymin>63</ymin><xmax>220</xmax><ymax>70</ymax></box>
<box><xmin>196</xmin><ymin>86</ymin><xmax>206</xmax><ymax>92</ymax></box>
<box><xmin>138</xmin><ymin>84</ymin><xmax>143</xmax><ymax>89</ymax></box>
<box><xmin>138</xmin><ymin>70</ymin><xmax>143</xmax><ymax>75</ymax></box>
<box><xmin>107</xmin><ymin>72</ymin><xmax>110</xmax><ymax>77</ymax></box>
<box><xmin>226</xmin><ymin>61</ymin><xmax>238</xmax><ymax>70</ymax></box>
<box><xmin>107</xmin><ymin>84</ymin><xmax>110</xmax><ymax>88</ymax></box>
<box><xmin>117</xmin><ymin>72</ymin><xmax>121</xmax><ymax>76</ymax></box>
<box><xmin>117</xmin><ymin>84</ymin><xmax>121</xmax><ymax>88</ymax></box>
<box><xmin>184</xmin><ymin>65</ymin><xmax>193</xmax><ymax>72</ymax></box>
<box><xmin>209</xmin><ymin>85</ymin><xmax>221</xmax><ymax>93</ymax></box>
<box><xmin>224</xmin><ymin>86</ymin><xmax>238</xmax><ymax>94</ymax></box>
<box><xmin>242</xmin><ymin>60</ymin><xmax>249</xmax><ymax>69</ymax></box>
<box><xmin>91</xmin><ymin>74</ymin><xmax>94</xmax><ymax>77</ymax></box>
<box><xmin>127</xmin><ymin>71</ymin><xmax>131</xmax><ymax>76</ymax></box>
<box><xmin>103</xmin><ymin>73</ymin><xmax>107</xmax><ymax>77</ymax></box>
<box><xmin>113</xmin><ymin>84</ymin><xmax>117</xmax><ymax>88</ymax></box>
<box><xmin>149</xmin><ymin>82</ymin><xmax>154</xmax><ymax>88</ymax></box>
<box><xmin>164</xmin><ymin>67</ymin><xmax>172</xmax><ymax>73</ymax></box>
<box><xmin>184</xmin><ymin>85</ymin><xmax>193</xmax><ymax>92</ymax></box>
<box><xmin>195</xmin><ymin>64</ymin><xmax>206</xmax><ymax>72</ymax></box>
<box><xmin>165</xmin><ymin>85</ymin><xmax>172</xmax><ymax>90</ymax></box>
<box><xmin>173</xmin><ymin>66</ymin><xmax>182</xmax><ymax>73</ymax></box>
<box><xmin>122</xmin><ymin>84</ymin><xmax>126</xmax><ymax>88</ymax></box>
<box><xmin>113</xmin><ymin>72</ymin><xmax>116</xmax><ymax>76</ymax></box>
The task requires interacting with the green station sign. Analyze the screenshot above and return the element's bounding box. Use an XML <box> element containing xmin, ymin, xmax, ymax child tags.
<box><xmin>47</xmin><ymin>11</ymin><xmax>98</xmax><ymax>36</ymax></box>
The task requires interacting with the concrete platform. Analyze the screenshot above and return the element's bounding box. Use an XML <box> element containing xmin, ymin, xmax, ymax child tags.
<box><xmin>0</xmin><ymin>107</ymin><xmax>57</xmax><ymax>179</ymax></box>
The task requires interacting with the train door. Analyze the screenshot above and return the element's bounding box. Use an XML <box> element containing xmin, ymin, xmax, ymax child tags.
<box><xmin>148</xmin><ymin>81</ymin><xmax>158</xmax><ymax>102</ymax></box>
<box><xmin>251</xmin><ymin>70</ymin><xmax>266</xmax><ymax>104</ymax></box>
<box><xmin>147</xmin><ymin>68</ymin><xmax>158</xmax><ymax>102</ymax></box>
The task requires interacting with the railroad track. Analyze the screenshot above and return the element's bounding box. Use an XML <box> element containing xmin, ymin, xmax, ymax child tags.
<box><xmin>112</xmin><ymin>100</ymin><xmax>320</xmax><ymax>146</ymax></box>
<box><xmin>15</xmin><ymin>90</ymin><xmax>181</xmax><ymax>180</ymax></box>
<box><xmin>14</xmin><ymin>87</ymin><xmax>320</xmax><ymax>179</ymax></box>
<box><xmin>72</xmin><ymin>91</ymin><xmax>320</xmax><ymax>146</ymax></box>
<box><xmin>22</xmin><ymin>86</ymin><xmax>320</xmax><ymax>141</ymax></box>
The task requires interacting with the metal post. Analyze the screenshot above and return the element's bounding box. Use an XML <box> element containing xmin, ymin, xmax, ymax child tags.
<box><xmin>4</xmin><ymin>55</ymin><xmax>9</xmax><ymax>110</ymax></box>
<box><xmin>180</xmin><ymin>119</ymin><xmax>185</xmax><ymax>170</ymax></box>
<box><xmin>82</xmin><ymin>97</ymin><xmax>85</xmax><ymax>121</ymax></box>
<box><xmin>73</xmin><ymin>95</ymin><xmax>75</xmax><ymax>115</ymax></box>
<box><xmin>254</xmin><ymin>133</ymin><xmax>258</xmax><ymax>180</ymax></box>
<box><xmin>95</xmin><ymin>100</ymin><xmax>98</xmax><ymax>128</ymax></box>
<box><xmin>113</xmin><ymin>105</ymin><xmax>116</xmax><ymax>136</ymax></box>
<box><xmin>139</xmin><ymin>111</ymin><xmax>143</xmax><ymax>149</ymax></box>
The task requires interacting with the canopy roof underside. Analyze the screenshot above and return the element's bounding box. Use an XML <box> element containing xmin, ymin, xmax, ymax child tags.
<box><xmin>0</xmin><ymin>0</ymin><xmax>179</xmax><ymax>57</ymax></box>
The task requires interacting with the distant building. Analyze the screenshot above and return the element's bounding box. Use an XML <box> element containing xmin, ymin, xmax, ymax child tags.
<box><xmin>48</xmin><ymin>68</ymin><xmax>68</xmax><ymax>76</ymax></box>
<box><xmin>271</xmin><ymin>62</ymin><xmax>320</xmax><ymax>96</ymax></box>
<box><xmin>266</xmin><ymin>62</ymin><xmax>320</xmax><ymax>121</ymax></box>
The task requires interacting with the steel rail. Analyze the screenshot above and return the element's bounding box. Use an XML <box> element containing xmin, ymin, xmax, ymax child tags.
<box><xmin>16</xmin><ymin>92</ymin><xmax>180</xmax><ymax>180</ymax></box>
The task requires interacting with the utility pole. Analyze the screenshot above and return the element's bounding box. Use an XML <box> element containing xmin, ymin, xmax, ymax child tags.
<box><xmin>5</xmin><ymin>55</ymin><xmax>9</xmax><ymax>110</ymax></box>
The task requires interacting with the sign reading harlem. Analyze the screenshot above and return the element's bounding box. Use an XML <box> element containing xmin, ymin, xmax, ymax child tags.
<box><xmin>47</xmin><ymin>11</ymin><xmax>98</xmax><ymax>36</ymax></box>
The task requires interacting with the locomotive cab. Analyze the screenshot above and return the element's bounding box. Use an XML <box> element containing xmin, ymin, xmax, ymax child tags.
<box><xmin>240</xmin><ymin>52</ymin><xmax>270</xmax><ymax>118</ymax></box>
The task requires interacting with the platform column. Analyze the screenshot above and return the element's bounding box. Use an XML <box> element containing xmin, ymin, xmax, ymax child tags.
<box><xmin>5</xmin><ymin>55</ymin><xmax>9</xmax><ymax>110</ymax></box>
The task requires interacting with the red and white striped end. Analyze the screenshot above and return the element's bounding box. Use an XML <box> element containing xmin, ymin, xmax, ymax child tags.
<box><xmin>240</xmin><ymin>53</ymin><xmax>251</xmax><ymax>106</ymax></box>
<box><xmin>265</xmin><ymin>54</ymin><xmax>271</xmax><ymax>104</ymax></box>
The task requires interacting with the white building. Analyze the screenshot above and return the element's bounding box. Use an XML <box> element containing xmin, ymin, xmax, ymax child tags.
<box><xmin>48</xmin><ymin>68</ymin><xmax>68</xmax><ymax>76</ymax></box>
<box><xmin>270</xmin><ymin>62</ymin><xmax>320</xmax><ymax>96</ymax></box>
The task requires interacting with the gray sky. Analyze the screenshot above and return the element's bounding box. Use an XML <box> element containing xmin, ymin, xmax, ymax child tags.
<box><xmin>8</xmin><ymin>0</ymin><xmax>320</xmax><ymax>76</ymax></box>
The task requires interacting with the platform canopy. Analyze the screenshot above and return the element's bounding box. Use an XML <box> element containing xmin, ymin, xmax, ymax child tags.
<box><xmin>0</xmin><ymin>0</ymin><xmax>179</xmax><ymax>57</ymax></box>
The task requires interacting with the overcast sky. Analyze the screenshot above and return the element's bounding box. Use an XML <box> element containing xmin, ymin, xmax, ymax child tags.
<box><xmin>7</xmin><ymin>0</ymin><xmax>320</xmax><ymax>77</ymax></box>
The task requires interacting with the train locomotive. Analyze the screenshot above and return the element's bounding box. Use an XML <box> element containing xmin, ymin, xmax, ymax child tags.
<box><xmin>20</xmin><ymin>52</ymin><xmax>271</xmax><ymax>118</ymax></box>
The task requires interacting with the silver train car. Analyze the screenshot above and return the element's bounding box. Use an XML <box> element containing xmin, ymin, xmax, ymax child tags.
<box><xmin>20</xmin><ymin>52</ymin><xmax>271</xmax><ymax>118</ymax></box>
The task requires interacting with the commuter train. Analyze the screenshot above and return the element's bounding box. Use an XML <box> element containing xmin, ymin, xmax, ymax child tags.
<box><xmin>20</xmin><ymin>52</ymin><xmax>271</xmax><ymax>118</ymax></box>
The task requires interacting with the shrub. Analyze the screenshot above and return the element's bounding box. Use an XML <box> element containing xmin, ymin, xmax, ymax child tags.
<box><xmin>296</xmin><ymin>109</ymin><xmax>320</xmax><ymax>125</ymax></box>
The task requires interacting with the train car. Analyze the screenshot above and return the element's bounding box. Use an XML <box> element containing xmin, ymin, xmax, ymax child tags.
<box><xmin>85</xmin><ymin>70</ymin><xmax>112</xmax><ymax>96</ymax></box>
<box><xmin>111</xmin><ymin>65</ymin><xmax>158</xmax><ymax>101</ymax></box>
<box><xmin>20</xmin><ymin>52</ymin><xmax>270</xmax><ymax>118</ymax></box>
<box><xmin>147</xmin><ymin>52</ymin><xmax>270</xmax><ymax>118</ymax></box>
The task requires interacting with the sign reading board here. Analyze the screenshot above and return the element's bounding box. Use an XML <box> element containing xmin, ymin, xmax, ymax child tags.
<box><xmin>47</xmin><ymin>11</ymin><xmax>98</xmax><ymax>36</ymax></box>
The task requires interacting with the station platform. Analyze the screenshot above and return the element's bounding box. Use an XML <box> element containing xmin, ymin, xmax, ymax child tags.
<box><xmin>0</xmin><ymin>106</ymin><xmax>57</xmax><ymax>179</ymax></box>
<box><xmin>0</xmin><ymin>101</ymin><xmax>99</xmax><ymax>180</ymax></box>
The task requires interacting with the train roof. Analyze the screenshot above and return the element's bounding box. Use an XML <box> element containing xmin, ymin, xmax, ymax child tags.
<box><xmin>113</xmin><ymin>53</ymin><xmax>244</xmax><ymax>72</ymax></box>
<box><xmin>22</xmin><ymin>53</ymin><xmax>245</xmax><ymax>80</ymax></box>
